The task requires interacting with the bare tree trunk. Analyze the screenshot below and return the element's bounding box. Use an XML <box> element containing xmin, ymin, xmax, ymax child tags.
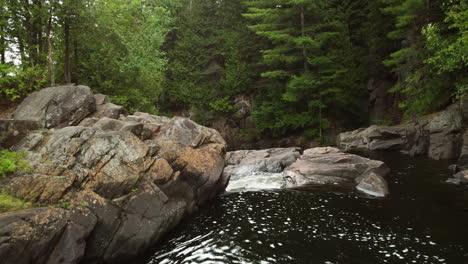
<box><xmin>73</xmin><ymin>38</ymin><xmax>78</xmax><ymax>84</ymax></box>
<box><xmin>46</xmin><ymin>9</ymin><xmax>55</xmax><ymax>86</ymax></box>
<box><xmin>0</xmin><ymin>31</ymin><xmax>5</xmax><ymax>64</ymax></box>
<box><xmin>300</xmin><ymin>4</ymin><xmax>308</xmax><ymax>73</ymax></box>
<box><xmin>64</xmin><ymin>19</ymin><xmax>71</xmax><ymax>84</ymax></box>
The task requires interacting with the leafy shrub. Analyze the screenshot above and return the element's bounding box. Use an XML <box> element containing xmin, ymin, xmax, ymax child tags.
<box><xmin>0</xmin><ymin>150</ymin><xmax>30</xmax><ymax>177</ymax></box>
<box><xmin>0</xmin><ymin>64</ymin><xmax>48</xmax><ymax>101</ymax></box>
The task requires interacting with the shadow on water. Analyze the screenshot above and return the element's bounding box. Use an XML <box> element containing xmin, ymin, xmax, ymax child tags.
<box><xmin>134</xmin><ymin>152</ymin><xmax>468</xmax><ymax>264</ymax></box>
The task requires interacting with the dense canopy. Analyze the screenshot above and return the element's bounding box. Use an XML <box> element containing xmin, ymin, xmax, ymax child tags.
<box><xmin>0</xmin><ymin>0</ymin><xmax>467</xmax><ymax>141</ymax></box>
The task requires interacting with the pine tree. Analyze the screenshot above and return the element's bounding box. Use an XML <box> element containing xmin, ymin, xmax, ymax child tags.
<box><xmin>244</xmin><ymin>0</ymin><xmax>367</xmax><ymax>139</ymax></box>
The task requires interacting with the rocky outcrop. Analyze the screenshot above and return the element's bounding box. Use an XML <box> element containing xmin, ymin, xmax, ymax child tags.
<box><xmin>91</xmin><ymin>93</ymin><xmax>126</xmax><ymax>119</ymax></box>
<box><xmin>0</xmin><ymin>120</ymin><xmax>41</xmax><ymax>148</ymax></box>
<box><xmin>0</xmin><ymin>85</ymin><xmax>227</xmax><ymax>263</ymax></box>
<box><xmin>338</xmin><ymin>100</ymin><xmax>467</xmax><ymax>161</ymax></box>
<box><xmin>0</xmin><ymin>207</ymin><xmax>96</xmax><ymax>264</ymax></box>
<box><xmin>284</xmin><ymin>147</ymin><xmax>390</xmax><ymax>197</ymax></box>
<box><xmin>224</xmin><ymin>147</ymin><xmax>390</xmax><ymax>197</ymax></box>
<box><xmin>339</xmin><ymin>99</ymin><xmax>468</xmax><ymax>185</ymax></box>
<box><xmin>14</xmin><ymin>85</ymin><xmax>96</xmax><ymax>128</ymax></box>
<box><xmin>224</xmin><ymin>148</ymin><xmax>301</xmax><ymax>179</ymax></box>
<box><xmin>368</xmin><ymin>79</ymin><xmax>396</xmax><ymax>123</ymax></box>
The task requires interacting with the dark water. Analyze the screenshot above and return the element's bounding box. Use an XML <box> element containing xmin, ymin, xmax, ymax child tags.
<box><xmin>138</xmin><ymin>153</ymin><xmax>468</xmax><ymax>264</ymax></box>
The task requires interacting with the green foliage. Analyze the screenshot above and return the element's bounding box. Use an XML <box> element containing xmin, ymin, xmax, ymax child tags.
<box><xmin>0</xmin><ymin>192</ymin><xmax>31</xmax><ymax>213</ymax></box>
<box><xmin>0</xmin><ymin>150</ymin><xmax>30</xmax><ymax>178</ymax></box>
<box><xmin>380</xmin><ymin>0</ymin><xmax>466</xmax><ymax>117</ymax></box>
<box><xmin>244</xmin><ymin>0</ymin><xmax>367</xmax><ymax>137</ymax></box>
<box><xmin>0</xmin><ymin>64</ymin><xmax>48</xmax><ymax>101</ymax></box>
<box><xmin>209</xmin><ymin>97</ymin><xmax>236</xmax><ymax>114</ymax></box>
<box><xmin>1</xmin><ymin>0</ymin><xmax>465</xmax><ymax>140</ymax></box>
<box><xmin>161</xmin><ymin>0</ymin><xmax>258</xmax><ymax>115</ymax></box>
<box><xmin>59</xmin><ymin>201</ymin><xmax>71</xmax><ymax>209</ymax></box>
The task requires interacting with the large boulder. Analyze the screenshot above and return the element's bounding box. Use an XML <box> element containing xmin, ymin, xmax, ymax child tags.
<box><xmin>1</xmin><ymin>90</ymin><xmax>227</xmax><ymax>263</ymax></box>
<box><xmin>284</xmin><ymin>147</ymin><xmax>390</xmax><ymax>197</ymax></box>
<box><xmin>0</xmin><ymin>207</ymin><xmax>96</xmax><ymax>264</ymax></box>
<box><xmin>14</xmin><ymin>85</ymin><xmax>96</xmax><ymax>128</ymax></box>
<box><xmin>338</xmin><ymin>100</ymin><xmax>466</xmax><ymax>161</ymax></box>
<box><xmin>224</xmin><ymin>147</ymin><xmax>390</xmax><ymax>197</ymax></box>
<box><xmin>224</xmin><ymin>148</ymin><xmax>301</xmax><ymax>180</ymax></box>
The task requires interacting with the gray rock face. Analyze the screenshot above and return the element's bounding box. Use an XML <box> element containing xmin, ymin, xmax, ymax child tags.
<box><xmin>14</xmin><ymin>85</ymin><xmax>96</xmax><ymax>128</ymax></box>
<box><xmin>224</xmin><ymin>147</ymin><xmax>390</xmax><ymax>197</ymax></box>
<box><xmin>368</xmin><ymin>79</ymin><xmax>394</xmax><ymax>123</ymax></box>
<box><xmin>1</xmin><ymin>89</ymin><xmax>227</xmax><ymax>263</ymax></box>
<box><xmin>339</xmin><ymin>99</ymin><xmax>468</xmax><ymax>185</ymax></box>
<box><xmin>0</xmin><ymin>207</ymin><xmax>96</xmax><ymax>264</ymax></box>
<box><xmin>284</xmin><ymin>147</ymin><xmax>390</xmax><ymax>197</ymax></box>
<box><xmin>93</xmin><ymin>103</ymin><xmax>126</xmax><ymax>119</ymax></box>
<box><xmin>0</xmin><ymin>119</ymin><xmax>41</xmax><ymax>148</ymax></box>
<box><xmin>338</xmin><ymin>100</ymin><xmax>466</xmax><ymax>161</ymax></box>
<box><xmin>224</xmin><ymin>148</ymin><xmax>301</xmax><ymax>180</ymax></box>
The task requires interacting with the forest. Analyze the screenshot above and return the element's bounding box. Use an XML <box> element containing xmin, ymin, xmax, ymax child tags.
<box><xmin>0</xmin><ymin>0</ymin><xmax>467</xmax><ymax>141</ymax></box>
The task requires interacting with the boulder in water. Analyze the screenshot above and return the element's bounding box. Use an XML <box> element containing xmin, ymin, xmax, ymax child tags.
<box><xmin>284</xmin><ymin>147</ymin><xmax>390</xmax><ymax>197</ymax></box>
<box><xmin>224</xmin><ymin>147</ymin><xmax>390</xmax><ymax>197</ymax></box>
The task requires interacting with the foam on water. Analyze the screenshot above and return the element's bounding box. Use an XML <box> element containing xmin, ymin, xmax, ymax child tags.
<box><xmin>225</xmin><ymin>172</ymin><xmax>285</xmax><ymax>192</ymax></box>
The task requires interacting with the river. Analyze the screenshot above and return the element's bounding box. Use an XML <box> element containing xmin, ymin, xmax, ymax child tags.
<box><xmin>136</xmin><ymin>152</ymin><xmax>468</xmax><ymax>264</ymax></box>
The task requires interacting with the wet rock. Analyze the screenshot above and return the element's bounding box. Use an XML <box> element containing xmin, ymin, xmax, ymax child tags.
<box><xmin>356</xmin><ymin>172</ymin><xmax>389</xmax><ymax>197</ymax></box>
<box><xmin>14</xmin><ymin>85</ymin><xmax>96</xmax><ymax>128</ymax></box>
<box><xmin>224</xmin><ymin>148</ymin><xmax>301</xmax><ymax>180</ymax></box>
<box><xmin>447</xmin><ymin>170</ymin><xmax>468</xmax><ymax>185</ymax></box>
<box><xmin>284</xmin><ymin>147</ymin><xmax>390</xmax><ymax>197</ymax></box>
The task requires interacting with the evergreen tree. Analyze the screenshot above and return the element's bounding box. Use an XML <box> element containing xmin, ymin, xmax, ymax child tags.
<box><xmin>244</xmin><ymin>0</ymin><xmax>367</xmax><ymax>139</ymax></box>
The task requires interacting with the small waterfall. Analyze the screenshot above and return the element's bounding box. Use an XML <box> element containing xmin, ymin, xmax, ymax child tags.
<box><xmin>225</xmin><ymin>171</ymin><xmax>286</xmax><ymax>192</ymax></box>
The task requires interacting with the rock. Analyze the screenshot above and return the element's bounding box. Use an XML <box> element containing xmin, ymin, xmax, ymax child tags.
<box><xmin>284</xmin><ymin>147</ymin><xmax>390</xmax><ymax>197</ymax></box>
<box><xmin>14</xmin><ymin>85</ymin><xmax>96</xmax><ymax>128</ymax></box>
<box><xmin>457</xmin><ymin>130</ymin><xmax>468</xmax><ymax>169</ymax></box>
<box><xmin>224</xmin><ymin>148</ymin><xmax>301</xmax><ymax>180</ymax></box>
<box><xmin>338</xmin><ymin>125</ymin><xmax>413</xmax><ymax>153</ymax></box>
<box><xmin>0</xmin><ymin>119</ymin><xmax>41</xmax><ymax>148</ymax></box>
<box><xmin>356</xmin><ymin>172</ymin><xmax>389</xmax><ymax>197</ymax></box>
<box><xmin>368</xmin><ymin>80</ymin><xmax>394</xmax><ymax>123</ymax></box>
<box><xmin>338</xmin><ymin>100</ymin><xmax>465</xmax><ymax>161</ymax></box>
<box><xmin>92</xmin><ymin>103</ymin><xmax>126</xmax><ymax>119</ymax></box>
<box><xmin>0</xmin><ymin>207</ymin><xmax>96</xmax><ymax>264</ymax></box>
<box><xmin>1</xmin><ymin>90</ymin><xmax>227</xmax><ymax>263</ymax></box>
<box><xmin>94</xmin><ymin>94</ymin><xmax>110</xmax><ymax>105</ymax></box>
<box><xmin>224</xmin><ymin>147</ymin><xmax>389</xmax><ymax>197</ymax></box>
<box><xmin>233</xmin><ymin>96</ymin><xmax>252</xmax><ymax>119</ymax></box>
<box><xmin>120</xmin><ymin>112</ymin><xmax>171</xmax><ymax>140</ymax></box>
<box><xmin>447</xmin><ymin>170</ymin><xmax>468</xmax><ymax>185</ymax></box>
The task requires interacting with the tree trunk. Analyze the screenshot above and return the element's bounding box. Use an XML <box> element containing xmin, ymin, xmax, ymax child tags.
<box><xmin>64</xmin><ymin>19</ymin><xmax>71</xmax><ymax>84</ymax></box>
<box><xmin>46</xmin><ymin>7</ymin><xmax>55</xmax><ymax>86</ymax></box>
<box><xmin>73</xmin><ymin>38</ymin><xmax>79</xmax><ymax>84</ymax></box>
<box><xmin>300</xmin><ymin>4</ymin><xmax>308</xmax><ymax>73</ymax></box>
<box><xmin>0</xmin><ymin>29</ymin><xmax>5</xmax><ymax>64</ymax></box>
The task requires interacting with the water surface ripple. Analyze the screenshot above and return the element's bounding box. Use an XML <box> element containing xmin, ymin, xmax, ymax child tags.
<box><xmin>139</xmin><ymin>153</ymin><xmax>468</xmax><ymax>264</ymax></box>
